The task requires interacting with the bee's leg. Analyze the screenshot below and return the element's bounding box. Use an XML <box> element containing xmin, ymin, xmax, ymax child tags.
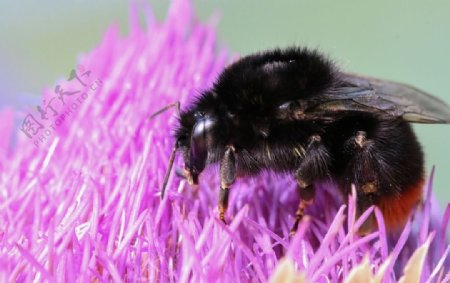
<box><xmin>219</xmin><ymin>146</ymin><xmax>237</xmax><ymax>223</ymax></box>
<box><xmin>335</xmin><ymin>118</ymin><xmax>424</xmax><ymax>234</ymax></box>
<box><xmin>290</xmin><ymin>185</ymin><xmax>315</xmax><ymax>236</ymax></box>
<box><xmin>291</xmin><ymin>135</ymin><xmax>331</xmax><ymax>235</ymax></box>
<box><xmin>342</xmin><ymin>130</ymin><xmax>380</xmax><ymax>234</ymax></box>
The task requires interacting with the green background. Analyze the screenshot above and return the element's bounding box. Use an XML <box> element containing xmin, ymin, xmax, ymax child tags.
<box><xmin>1</xmin><ymin>1</ymin><xmax>449</xmax><ymax>205</ymax></box>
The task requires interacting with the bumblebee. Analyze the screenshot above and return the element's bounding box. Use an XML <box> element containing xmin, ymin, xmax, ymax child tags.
<box><xmin>155</xmin><ymin>47</ymin><xmax>450</xmax><ymax>234</ymax></box>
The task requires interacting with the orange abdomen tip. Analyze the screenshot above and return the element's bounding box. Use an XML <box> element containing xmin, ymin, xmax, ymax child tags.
<box><xmin>378</xmin><ymin>178</ymin><xmax>424</xmax><ymax>231</ymax></box>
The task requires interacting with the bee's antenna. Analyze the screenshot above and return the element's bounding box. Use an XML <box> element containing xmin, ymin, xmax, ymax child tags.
<box><xmin>149</xmin><ymin>102</ymin><xmax>182</xmax><ymax>199</ymax></box>
<box><xmin>149</xmin><ymin>101</ymin><xmax>181</xmax><ymax>119</ymax></box>
<box><xmin>161</xmin><ymin>140</ymin><xmax>179</xmax><ymax>199</ymax></box>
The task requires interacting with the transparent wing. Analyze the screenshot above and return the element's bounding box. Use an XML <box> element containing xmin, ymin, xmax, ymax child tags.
<box><xmin>279</xmin><ymin>73</ymin><xmax>450</xmax><ymax>124</ymax></box>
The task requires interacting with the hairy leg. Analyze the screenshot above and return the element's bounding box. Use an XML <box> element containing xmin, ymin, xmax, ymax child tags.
<box><xmin>291</xmin><ymin>135</ymin><xmax>331</xmax><ymax>235</ymax></box>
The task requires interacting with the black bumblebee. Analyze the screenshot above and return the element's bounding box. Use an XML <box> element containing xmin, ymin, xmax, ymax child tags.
<box><xmin>155</xmin><ymin>47</ymin><xmax>450</xmax><ymax>234</ymax></box>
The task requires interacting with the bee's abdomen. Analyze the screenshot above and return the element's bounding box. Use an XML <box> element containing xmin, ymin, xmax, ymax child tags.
<box><xmin>329</xmin><ymin>114</ymin><xmax>425</xmax><ymax>232</ymax></box>
<box><xmin>378</xmin><ymin>177</ymin><xmax>424</xmax><ymax>230</ymax></box>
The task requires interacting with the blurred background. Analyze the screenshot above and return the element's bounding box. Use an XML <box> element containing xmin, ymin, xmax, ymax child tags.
<box><xmin>1</xmin><ymin>0</ymin><xmax>449</xmax><ymax>204</ymax></box>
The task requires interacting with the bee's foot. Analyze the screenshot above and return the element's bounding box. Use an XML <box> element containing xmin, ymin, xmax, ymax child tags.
<box><xmin>219</xmin><ymin>212</ymin><xmax>227</xmax><ymax>225</ymax></box>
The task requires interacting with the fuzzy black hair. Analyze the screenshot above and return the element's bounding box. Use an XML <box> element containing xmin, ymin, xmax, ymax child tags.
<box><xmin>212</xmin><ymin>47</ymin><xmax>337</xmax><ymax>115</ymax></box>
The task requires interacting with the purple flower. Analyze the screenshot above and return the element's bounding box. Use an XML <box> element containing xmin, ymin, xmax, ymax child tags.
<box><xmin>0</xmin><ymin>1</ymin><xmax>448</xmax><ymax>282</ymax></box>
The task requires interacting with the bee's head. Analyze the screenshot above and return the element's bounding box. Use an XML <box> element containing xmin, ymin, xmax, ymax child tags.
<box><xmin>175</xmin><ymin>92</ymin><xmax>225</xmax><ymax>184</ymax></box>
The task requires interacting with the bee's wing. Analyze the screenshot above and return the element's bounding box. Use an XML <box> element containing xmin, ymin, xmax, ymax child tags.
<box><xmin>300</xmin><ymin>73</ymin><xmax>450</xmax><ymax>123</ymax></box>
